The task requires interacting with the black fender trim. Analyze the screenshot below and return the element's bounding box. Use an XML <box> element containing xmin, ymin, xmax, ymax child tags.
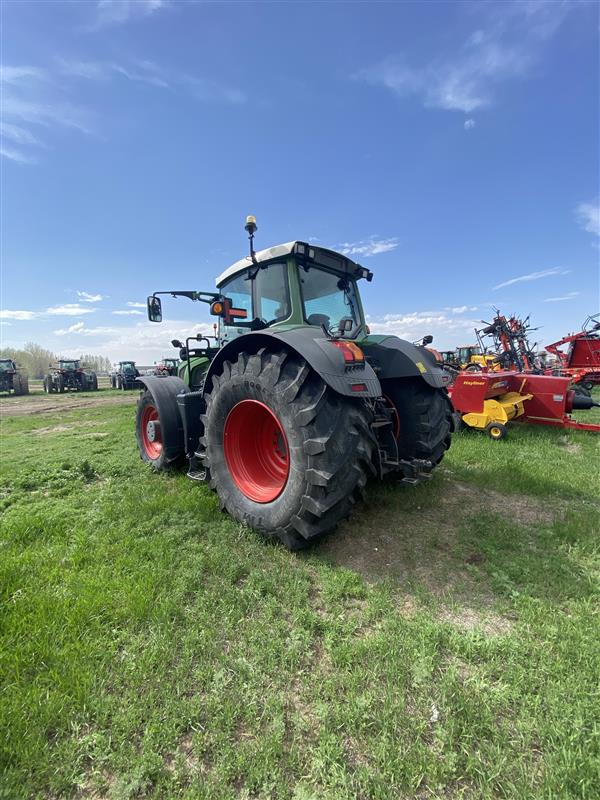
<box><xmin>137</xmin><ymin>376</ymin><xmax>189</xmax><ymax>460</ymax></box>
<box><xmin>362</xmin><ymin>337</ymin><xmax>447</xmax><ymax>389</ymax></box>
<box><xmin>203</xmin><ymin>329</ymin><xmax>381</xmax><ymax>398</ymax></box>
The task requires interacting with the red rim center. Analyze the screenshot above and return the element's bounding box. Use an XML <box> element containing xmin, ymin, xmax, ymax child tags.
<box><xmin>141</xmin><ymin>404</ymin><xmax>163</xmax><ymax>460</ymax></box>
<box><xmin>223</xmin><ymin>400</ymin><xmax>289</xmax><ymax>503</ymax></box>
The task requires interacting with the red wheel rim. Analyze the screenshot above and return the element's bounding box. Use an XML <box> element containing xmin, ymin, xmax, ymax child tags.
<box><xmin>141</xmin><ymin>403</ymin><xmax>163</xmax><ymax>460</ymax></box>
<box><xmin>223</xmin><ymin>400</ymin><xmax>289</xmax><ymax>503</ymax></box>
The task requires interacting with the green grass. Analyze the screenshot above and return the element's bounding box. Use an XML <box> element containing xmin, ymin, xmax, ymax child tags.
<box><xmin>1</xmin><ymin>393</ymin><xmax>599</xmax><ymax>799</ymax></box>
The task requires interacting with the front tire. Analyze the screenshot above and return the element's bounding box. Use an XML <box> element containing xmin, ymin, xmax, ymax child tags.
<box><xmin>201</xmin><ymin>350</ymin><xmax>376</xmax><ymax>549</ymax></box>
<box><xmin>136</xmin><ymin>391</ymin><xmax>173</xmax><ymax>470</ymax></box>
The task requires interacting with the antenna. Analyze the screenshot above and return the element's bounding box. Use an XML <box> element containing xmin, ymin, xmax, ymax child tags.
<box><xmin>245</xmin><ymin>215</ymin><xmax>258</xmax><ymax>263</ymax></box>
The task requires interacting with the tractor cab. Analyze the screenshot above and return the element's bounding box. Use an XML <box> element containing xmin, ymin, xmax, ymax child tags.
<box><xmin>58</xmin><ymin>359</ymin><xmax>81</xmax><ymax>372</ymax></box>
<box><xmin>214</xmin><ymin>241</ymin><xmax>372</xmax><ymax>342</ymax></box>
<box><xmin>0</xmin><ymin>359</ymin><xmax>17</xmax><ymax>372</ymax></box>
<box><xmin>119</xmin><ymin>361</ymin><xmax>138</xmax><ymax>374</ymax></box>
<box><xmin>457</xmin><ymin>346</ymin><xmax>481</xmax><ymax>366</ymax></box>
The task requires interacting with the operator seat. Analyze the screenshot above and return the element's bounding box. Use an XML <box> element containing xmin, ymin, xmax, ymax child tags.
<box><xmin>307</xmin><ymin>313</ymin><xmax>331</xmax><ymax>328</ymax></box>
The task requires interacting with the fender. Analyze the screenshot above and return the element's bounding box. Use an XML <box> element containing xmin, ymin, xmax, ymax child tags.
<box><xmin>204</xmin><ymin>328</ymin><xmax>381</xmax><ymax>398</ymax></box>
<box><xmin>137</xmin><ymin>376</ymin><xmax>190</xmax><ymax>459</ymax></box>
<box><xmin>361</xmin><ymin>335</ymin><xmax>448</xmax><ymax>389</ymax></box>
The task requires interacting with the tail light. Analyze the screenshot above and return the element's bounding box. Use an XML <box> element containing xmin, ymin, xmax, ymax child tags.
<box><xmin>330</xmin><ymin>341</ymin><xmax>364</xmax><ymax>364</ymax></box>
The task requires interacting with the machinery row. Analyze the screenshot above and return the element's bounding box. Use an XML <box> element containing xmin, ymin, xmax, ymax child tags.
<box><xmin>0</xmin><ymin>357</ymin><xmax>182</xmax><ymax>395</ymax></box>
<box><xmin>3</xmin><ymin>218</ymin><xmax>596</xmax><ymax>551</ymax></box>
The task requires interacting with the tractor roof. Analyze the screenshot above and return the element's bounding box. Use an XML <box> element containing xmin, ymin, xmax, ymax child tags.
<box><xmin>216</xmin><ymin>241</ymin><xmax>370</xmax><ymax>288</ymax></box>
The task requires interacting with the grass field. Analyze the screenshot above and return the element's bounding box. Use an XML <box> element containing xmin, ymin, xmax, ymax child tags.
<box><xmin>1</xmin><ymin>391</ymin><xmax>599</xmax><ymax>799</ymax></box>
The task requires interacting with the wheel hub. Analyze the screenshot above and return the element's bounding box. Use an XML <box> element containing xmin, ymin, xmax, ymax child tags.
<box><xmin>146</xmin><ymin>419</ymin><xmax>160</xmax><ymax>442</ymax></box>
<box><xmin>223</xmin><ymin>399</ymin><xmax>289</xmax><ymax>503</ymax></box>
<box><xmin>140</xmin><ymin>404</ymin><xmax>163</xmax><ymax>459</ymax></box>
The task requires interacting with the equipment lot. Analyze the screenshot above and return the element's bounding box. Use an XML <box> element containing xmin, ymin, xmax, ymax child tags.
<box><xmin>1</xmin><ymin>390</ymin><xmax>599</xmax><ymax>799</ymax></box>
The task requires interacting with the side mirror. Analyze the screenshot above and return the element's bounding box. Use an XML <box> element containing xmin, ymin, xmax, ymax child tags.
<box><xmin>339</xmin><ymin>317</ymin><xmax>353</xmax><ymax>333</ymax></box>
<box><xmin>422</xmin><ymin>335</ymin><xmax>434</xmax><ymax>346</ymax></box>
<box><xmin>147</xmin><ymin>295</ymin><xmax>162</xmax><ymax>323</ymax></box>
<box><xmin>171</xmin><ymin>339</ymin><xmax>183</xmax><ymax>348</ymax></box>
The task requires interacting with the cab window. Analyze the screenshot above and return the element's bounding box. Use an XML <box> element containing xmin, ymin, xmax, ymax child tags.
<box><xmin>220</xmin><ymin>273</ymin><xmax>252</xmax><ymax>326</ymax></box>
<box><xmin>254</xmin><ymin>262</ymin><xmax>290</xmax><ymax>324</ymax></box>
<box><xmin>220</xmin><ymin>262</ymin><xmax>290</xmax><ymax>337</ymax></box>
<box><xmin>300</xmin><ymin>267</ymin><xmax>359</xmax><ymax>335</ymax></box>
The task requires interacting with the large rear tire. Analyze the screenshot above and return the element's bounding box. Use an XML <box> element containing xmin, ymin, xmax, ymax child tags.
<box><xmin>201</xmin><ymin>349</ymin><xmax>376</xmax><ymax>549</ymax></box>
<box><xmin>381</xmin><ymin>378</ymin><xmax>453</xmax><ymax>466</ymax></box>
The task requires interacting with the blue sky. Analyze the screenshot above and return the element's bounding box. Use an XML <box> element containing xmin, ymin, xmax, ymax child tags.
<box><xmin>1</xmin><ymin>0</ymin><xmax>598</xmax><ymax>363</ymax></box>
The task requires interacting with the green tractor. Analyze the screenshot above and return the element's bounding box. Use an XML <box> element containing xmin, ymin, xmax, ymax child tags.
<box><xmin>136</xmin><ymin>217</ymin><xmax>453</xmax><ymax>549</ymax></box>
<box><xmin>0</xmin><ymin>359</ymin><xmax>29</xmax><ymax>395</ymax></box>
<box><xmin>44</xmin><ymin>359</ymin><xmax>98</xmax><ymax>393</ymax></box>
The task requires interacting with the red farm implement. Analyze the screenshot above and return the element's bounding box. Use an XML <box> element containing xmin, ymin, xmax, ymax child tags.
<box><xmin>544</xmin><ymin>314</ymin><xmax>600</xmax><ymax>391</ymax></box>
<box><xmin>449</xmin><ymin>371</ymin><xmax>600</xmax><ymax>439</ymax></box>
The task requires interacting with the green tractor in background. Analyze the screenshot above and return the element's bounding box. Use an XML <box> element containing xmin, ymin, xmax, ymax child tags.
<box><xmin>136</xmin><ymin>217</ymin><xmax>453</xmax><ymax>549</ymax></box>
<box><xmin>0</xmin><ymin>359</ymin><xmax>29</xmax><ymax>395</ymax></box>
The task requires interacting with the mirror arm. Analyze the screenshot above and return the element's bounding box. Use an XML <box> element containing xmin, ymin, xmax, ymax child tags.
<box><xmin>152</xmin><ymin>290</ymin><xmax>221</xmax><ymax>304</ymax></box>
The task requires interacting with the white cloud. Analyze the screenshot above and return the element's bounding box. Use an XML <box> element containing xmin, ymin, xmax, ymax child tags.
<box><xmin>46</xmin><ymin>304</ymin><xmax>97</xmax><ymax>316</ymax></box>
<box><xmin>0</xmin><ymin>66</ymin><xmax>92</xmax><ymax>164</ymax></box>
<box><xmin>0</xmin><ymin>145</ymin><xmax>37</xmax><ymax>164</ymax></box>
<box><xmin>48</xmin><ymin>318</ymin><xmax>214</xmax><ymax>362</ymax></box>
<box><xmin>54</xmin><ymin>322</ymin><xmax>86</xmax><ymax>335</ymax></box>
<box><xmin>58</xmin><ymin>58</ymin><xmax>244</xmax><ymax>103</ymax></box>
<box><xmin>77</xmin><ymin>291</ymin><xmax>106</xmax><ymax>303</ymax></box>
<box><xmin>2</xmin><ymin>52</ymin><xmax>244</xmax><ymax>165</ymax></box>
<box><xmin>493</xmin><ymin>267</ymin><xmax>570</xmax><ymax>291</ymax></box>
<box><xmin>358</xmin><ymin>2</ymin><xmax>575</xmax><ymax>114</ymax></box>
<box><xmin>0</xmin><ymin>66</ymin><xmax>46</xmax><ymax>85</ymax></box>
<box><xmin>446</xmin><ymin>305</ymin><xmax>478</xmax><ymax>314</ymax></box>
<box><xmin>2</xmin><ymin>94</ymin><xmax>91</xmax><ymax>134</ymax></box>
<box><xmin>337</xmin><ymin>237</ymin><xmax>399</xmax><ymax>257</ymax></box>
<box><xmin>544</xmin><ymin>291</ymin><xmax>580</xmax><ymax>303</ymax></box>
<box><xmin>92</xmin><ymin>0</ymin><xmax>169</xmax><ymax>29</ymax></box>
<box><xmin>127</xmin><ymin>301</ymin><xmax>146</xmax><ymax>308</ymax></box>
<box><xmin>58</xmin><ymin>58</ymin><xmax>169</xmax><ymax>88</ymax></box>
<box><xmin>575</xmin><ymin>201</ymin><xmax>600</xmax><ymax>237</ymax></box>
<box><xmin>464</xmin><ymin>118</ymin><xmax>476</xmax><ymax>130</ymax></box>
<box><xmin>0</xmin><ymin>122</ymin><xmax>42</xmax><ymax>146</ymax></box>
<box><xmin>112</xmin><ymin>310</ymin><xmax>144</xmax><ymax>316</ymax></box>
<box><xmin>0</xmin><ymin>309</ymin><xmax>39</xmax><ymax>320</ymax></box>
<box><xmin>366</xmin><ymin>310</ymin><xmax>478</xmax><ymax>348</ymax></box>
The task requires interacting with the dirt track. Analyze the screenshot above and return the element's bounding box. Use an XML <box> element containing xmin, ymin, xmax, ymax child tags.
<box><xmin>0</xmin><ymin>391</ymin><xmax>138</xmax><ymax>418</ymax></box>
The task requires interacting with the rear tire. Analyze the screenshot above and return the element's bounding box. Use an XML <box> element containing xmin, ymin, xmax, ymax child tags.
<box><xmin>201</xmin><ymin>349</ymin><xmax>376</xmax><ymax>549</ymax></box>
<box><xmin>381</xmin><ymin>378</ymin><xmax>453</xmax><ymax>466</ymax></box>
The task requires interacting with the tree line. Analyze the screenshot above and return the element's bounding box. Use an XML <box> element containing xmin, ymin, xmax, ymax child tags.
<box><xmin>0</xmin><ymin>342</ymin><xmax>113</xmax><ymax>379</ymax></box>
